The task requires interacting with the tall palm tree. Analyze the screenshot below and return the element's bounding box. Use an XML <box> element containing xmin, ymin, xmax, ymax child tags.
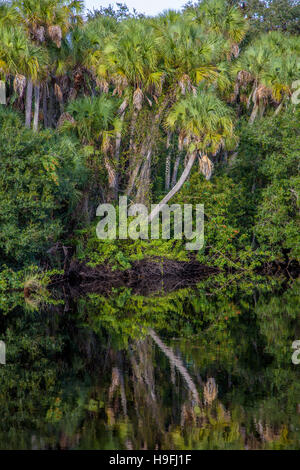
<box><xmin>0</xmin><ymin>22</ymin><xmax>46</xmax><ymax>120</ymax></box>
<box><xmin>91</xmin><ymin>18</ymin><xmax>163</xmax><ymax>199</ymax></box>
<box><xmin>127</xmin><ymin>15</ymin><xmax>218</xmax><ymax>201</ymax></box>
<box><xmin>12</xmin><ymin>0</ymin><xmax>83</xmax><ymax>130</ymax></box>
<box><xmin>149</xmin><ymin>90</ymin><xmax>236</xmax><ymax>221</ymax></box>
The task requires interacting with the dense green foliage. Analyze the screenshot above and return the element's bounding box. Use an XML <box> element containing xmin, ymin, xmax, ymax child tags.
<box><xmin>0</xmin><ymin>0</ymin><xmax>298</xmax><ymax>272</ymax></box>
<box><xmin>0</xmin><ymin>108</ymin><xmax>86</xmax><ymax>266</ymax></box>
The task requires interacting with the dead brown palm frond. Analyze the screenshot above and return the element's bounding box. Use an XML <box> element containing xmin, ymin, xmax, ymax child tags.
<box><xmin>237</xmin><ymin>70</ymin><xmax>253</xmax><ymax>86</ymax></box>
<box><xmin>74</xmin><ymin>69</ymin><xmax>84</xmax><ymax>90</ymax></box>
<box><xmin>112</xmin><ymin>75</ymin><xmax>128</xmax><ymax>97</ymax></box>
<box><xmin>254</xmin><ymin>419</ymin><xmax>280</xmax><ymax>443</ymax></box>
<box><xmin>255</xmin><ymin>84</ymin><xmax>272</xmax><ymax>103</ymax></box>
<box><xmin>232</xmin><ymin>81</ymin><xmax>240</xmax><ymax>101</ymax></box>
<box><xmin>32</xmin><ymin>25</ymin><xmax>45</xmax><ymax>43</ymax></box>
<box><xmin>118</xmin><ymin>98</ymin><xmax>128</xmax><ymax>115</ymax></box>
<box><xmin>96</xmin><ymin>77</ymin><xmax>109</xmax><ymax>93</ymax></box>
<box><xmin>178</xmin><ymin>133</ymin><xmax>184</xmax><ymax>151</ymax></box>
<box><xmin>56</xmin><ymin>112</ymin><xmax>75</xmax><ymax>128</ymax></box>
<box><xmin>54</xmin><ymin>83</ymin><xmax>63</xmax><ymax>102</ymax></box>
<box><xmin>178</xmin><ymin>74</ymin><xmax>192</xmax><ymax>95</ymax></box>
<box><xmin>203</xmin><ymin>377</ymin><xmax>218</xmax><ymax>405</ymax></box>
<box><xmin>199</xmin><ymin>154</ymin><xmax>214</xmax><ymax>181</ymax></box>
<box><xmin>231</xmin><ymin>43</ymin><xmax>240</xmax><ymax>59</ymax></box>
<box><xmin>48</xmin><ymin>25</ymin><xmax>62</xmax><ymax>48</ymax></box>
<box><xmin>13</xmin><ymin>74</ymin><xmax>26</xmax><ymax>97</ymax></box>
<box><xmin>133</xmin><ymin>87</ymin><xmax>144</xmax><ymax>111</ymax></box>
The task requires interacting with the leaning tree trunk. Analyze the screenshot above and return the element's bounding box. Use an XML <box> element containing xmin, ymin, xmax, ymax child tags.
<box><xmin>148</xmin><ymin>152</ymin><xmax>197</xmax><ymax>223</ymax></box>
<box><xmin>33</xmin><ymin>84</ymin><xmax>40</xmax><ymax>132</ymax></box>
<box><xmin>25</xmin><ymin>79</ymin><xmax>33</xmax><ymax>128</ymax></box>
<box><xmin>274</xmin><ymin>99</ymin><xmax>284</xmax><ymax>116</ymax></box>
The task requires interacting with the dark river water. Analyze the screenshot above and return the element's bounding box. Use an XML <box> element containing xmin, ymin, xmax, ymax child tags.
<box><xmin>0</xmin><ymin>274</ymin><xmax>299</xmax><ymax>449</ymax></box>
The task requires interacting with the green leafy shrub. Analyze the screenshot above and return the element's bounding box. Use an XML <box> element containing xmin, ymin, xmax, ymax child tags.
<box><xmin>0</xmin><ymin>108</ymin><xmax>87</xmax><ymax>266</ymax></box>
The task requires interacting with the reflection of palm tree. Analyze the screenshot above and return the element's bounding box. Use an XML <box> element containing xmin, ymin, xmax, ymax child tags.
<box><xmin>148</xmin><ymin>328</ymin><xmax>200</xmax><ymax>404</ymax></box>
<box><xmin>203</xmin><ymin>377</ymin><xmax>218</xmax><ymax>405</ymax></box>
<box><xmin>108</xmin><ymin>366</ymin><xmax>127</xmax><ymax>417</ymax></box>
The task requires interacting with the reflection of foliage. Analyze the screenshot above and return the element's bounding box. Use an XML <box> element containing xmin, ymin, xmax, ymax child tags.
<box><xmin>0</xmin><ymin>276</ymin><xmax>299</xmax><ymax>449</ymax></box>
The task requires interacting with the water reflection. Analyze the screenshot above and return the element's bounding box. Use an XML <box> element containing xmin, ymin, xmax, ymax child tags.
<box><xmin>0</xmin><ymin>276</ymin><xmax>299</xmax><ymax>449</ymax></box>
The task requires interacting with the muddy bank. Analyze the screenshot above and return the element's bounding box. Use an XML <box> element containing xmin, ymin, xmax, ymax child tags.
<box><xmin>55</xmin><ymin>258</ymin><xmax>219</xmax><ymax>296</ymax></box>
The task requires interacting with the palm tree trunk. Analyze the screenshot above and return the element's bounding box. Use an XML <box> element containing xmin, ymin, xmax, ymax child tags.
<box><xmin>43</xmin><ymin>85</ymin><xmax>48</xmax><ymax>128</ymax></box>
<box><xmin>104</xmin><ymin>154</ymin><xmax>117</xmax><ymax>201</ymax></box>
<box><xmin>259</xmin><ymin>102</ymin><xmax>266</xmax><ymax>118</ymax></box>
<box><xmin>247</xmin><ymin>83</ymin><xmax>256</xmax><ymax>109</ymax></box>
<box><xmin>148</xmin><ymin>152</ymin><xmax>197</xmax><ymax>223</ymax></box>
<box><xmin>25</xmin><ymin>79</ymin><xmax>33</xmax><ymax>128</ymax></box>
<box><xmin>135</xmin><ymin>150</ymin><xmax>151</xmax><ymax>204</ymax></box>
<box><xmin>165</xmin><ymin>152</ymin><xmax>171</xmax><ymax>191</ymax></box>
<box><xmin>127</xmin><ymin>105</ymin><xmax>167</xmax><ymax>198</ymax></box>
<box><xmin>114</xmin><ymin>112</ymin><xmax>125</xmax><ymax>196</ymax></box>
<box><xmin>171</xmin><ymin>154</ymin><xmax>182</xmax><ymax>187</ymax></box>
<box><xmin>129</xmin><ymin>109</ymin><xmax>138</xmax><ymax>153</ymax></box>
<box><xmin>126</xmin><ymin>146</ymin><xmax>145</xmax><ymax>197</ymax></box>
<box><xmin>249</xmin><ymin>103</ymin><xmax>259</xmax><ymax>124</ymax></box>
<box><xmin>33</xmin><ymin>84</ymin><xmax>40</xmax><ymax>132</ymax></box>
<box><xmin>0</xmin><ymin>80</ymin><xmax>6</xmax><ymax>105</ymax></box>
<box><xmin>165</xmin><ymin>132</ymin><xmax>172</xmax><ymax>191</ymax></box>
<box><xmin>48</xmin><ymin>82</ymin><xmax>56</xmax><ymax>128</ymax></box>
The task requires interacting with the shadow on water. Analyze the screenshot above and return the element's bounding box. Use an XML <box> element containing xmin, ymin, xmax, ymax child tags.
<box><xmin>0</xmin><ymin>272</ymin><xmax>299</xmax><ymax>449</ymax></box>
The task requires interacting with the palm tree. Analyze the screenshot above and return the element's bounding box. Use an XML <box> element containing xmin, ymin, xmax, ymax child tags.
<box><xmin>12</xmin><ymin>0</ymin><xmax>83</xmax><ymax>130</ymax></box>
<box><xmin>148</xmin><ymin>90</ymin><xmax>236</xmax><ymax>222</ymax></box>
<box><xmin>62</xmin><ymin>95</ymin><xmax>122</xmax><ymax>201</ymax></box>
<box><xmin>233</xmin><ymin>31</ymin><xmax>300</xmax><ymax>122</ymax></box>
<box><xmin>187</xmin><ymin>0</ymin><xmax>248</xmax><ymax>56</ymax></box>
<box><xmin>137</xmin><ymin>5</ymin><xmax>245</xmax><ymax>202</ymax></box>
<box><xmin>0</xmin><ymin>22</ymin><xmax>46</xmax><ymax>122</ymax></box>
<box><xmin>91</xmin><ymin>18</ymin><xmax>163</xmax><ymax>199</ymax></box>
